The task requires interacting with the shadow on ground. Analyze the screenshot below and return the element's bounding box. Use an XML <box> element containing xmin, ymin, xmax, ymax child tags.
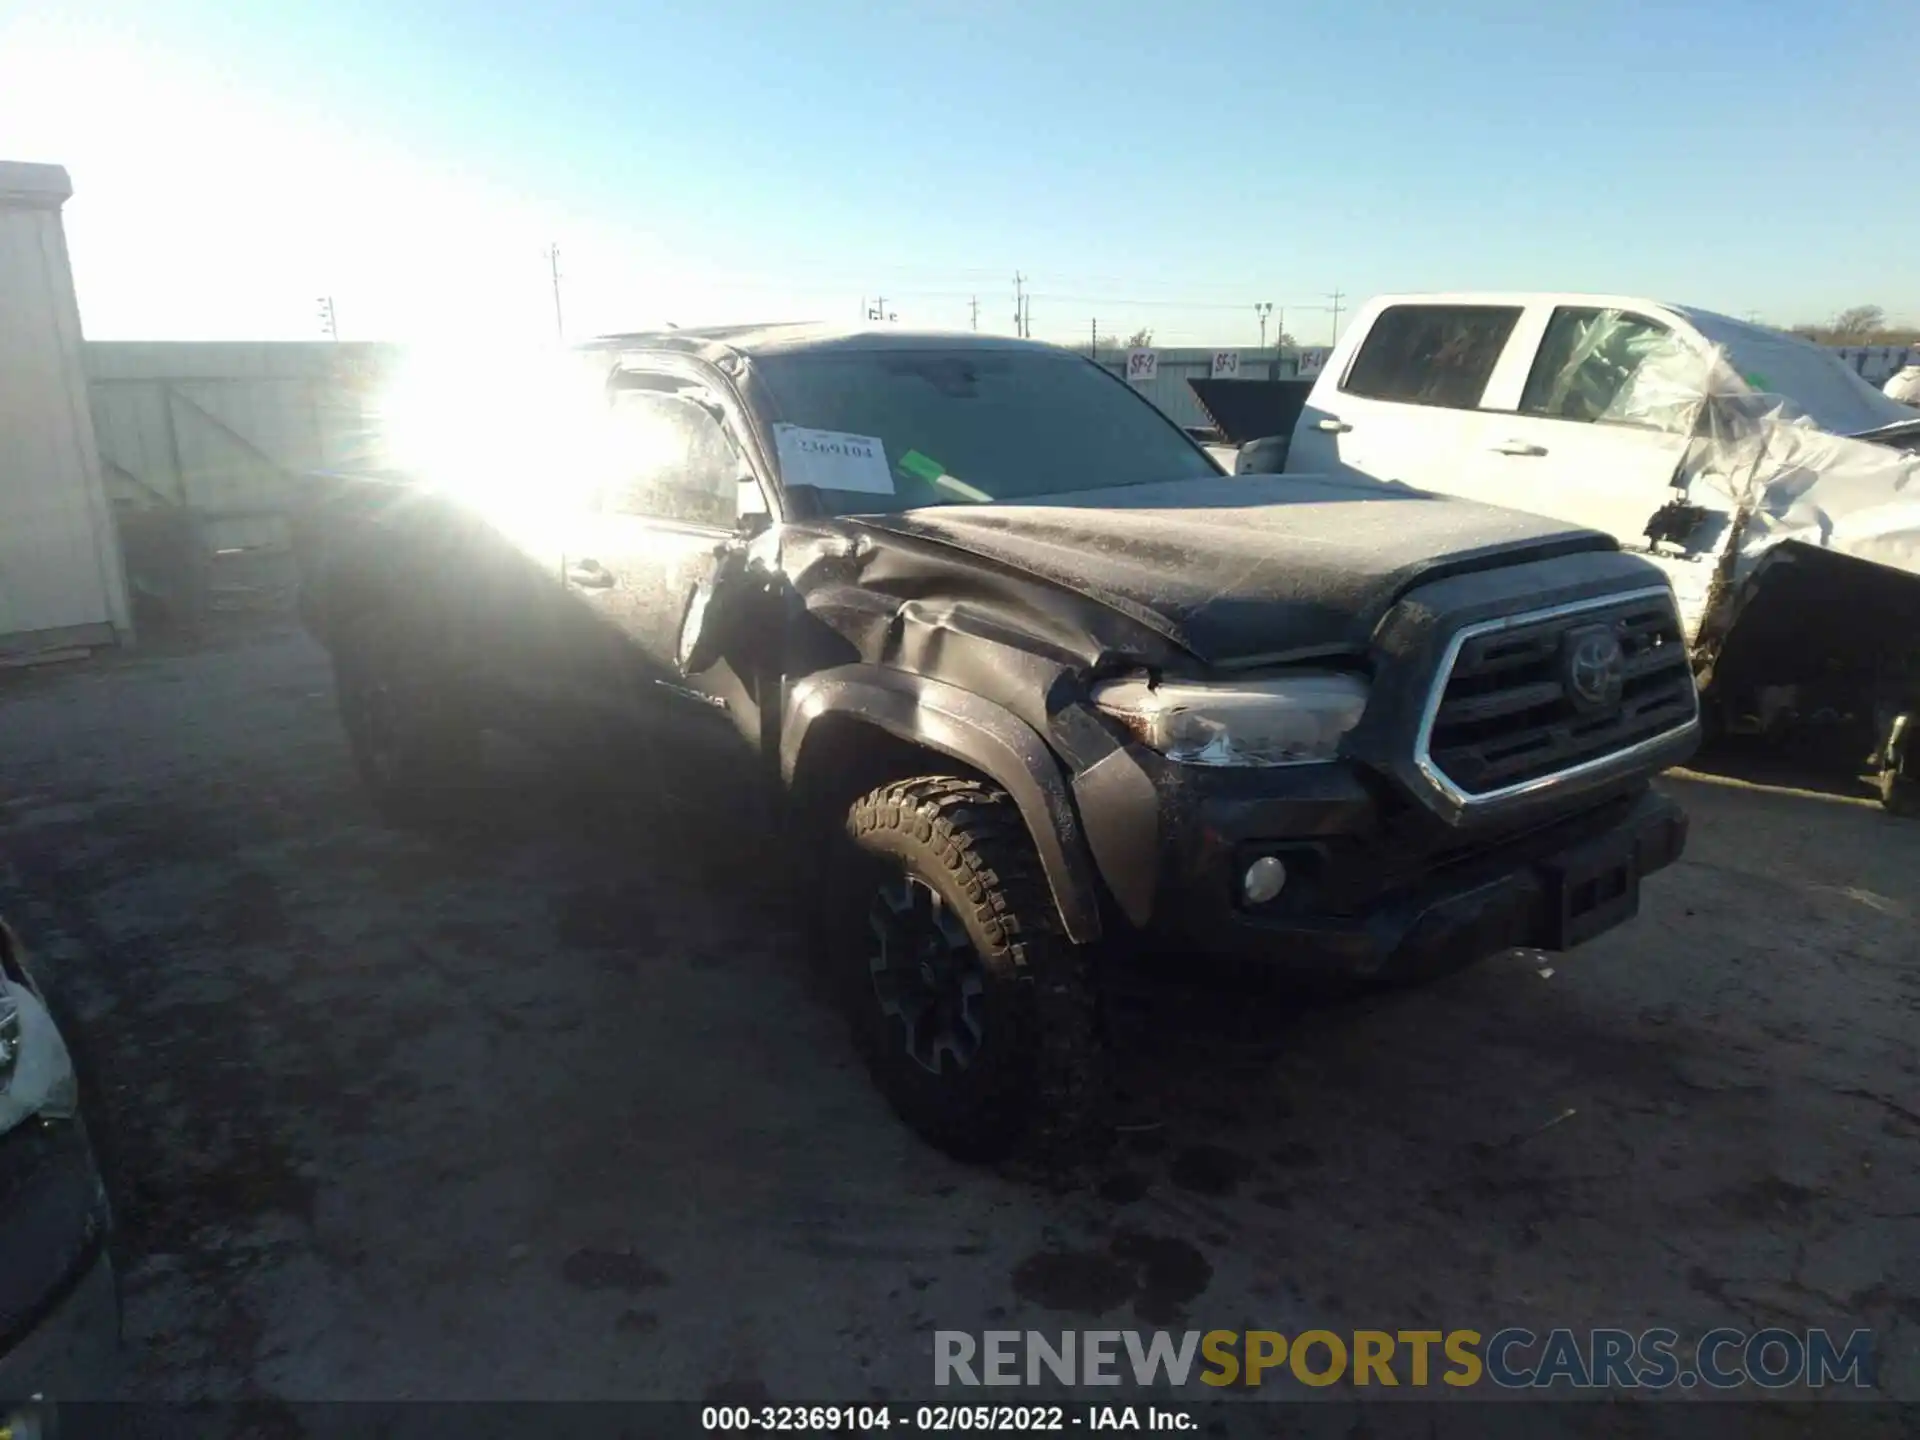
<box><xmin>0</xmin><ymin>621</ymin><xmax>1913</xmax><ymax>1419</ymax></box>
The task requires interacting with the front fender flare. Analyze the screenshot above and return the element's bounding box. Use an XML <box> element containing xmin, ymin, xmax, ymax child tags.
<box><xmin>781</xmin><ymin>666</ymin><xmax>1104</xmax><ymax>944</ymax></box>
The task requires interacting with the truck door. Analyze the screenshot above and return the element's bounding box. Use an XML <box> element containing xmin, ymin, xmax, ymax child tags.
<box><xmin>1452</xmin><ymin>305</ymin><xmax>1698</xmax><ymax>550</ymax></box>
<box><xmin>1286</xmin><ymin>302</ymin><xmax>1524</xmax><ymax>495</ymax></box>
<box><xmin>555</xmin><ymin>373</ymin><xmax>767</xmax><ymax>758</ymax></box>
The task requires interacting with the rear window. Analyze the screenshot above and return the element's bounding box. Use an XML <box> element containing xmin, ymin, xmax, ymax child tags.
<box><xmin>1340</xmin><ymin>304</ymin><xmax>1522</xmax><ymax>409</ymax></box>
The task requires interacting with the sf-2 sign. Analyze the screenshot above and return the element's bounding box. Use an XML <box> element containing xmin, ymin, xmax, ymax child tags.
<box><xmin>1211</xmin><ymin>351</ymin><xmax>1240</xmax><ymax>379</ymax></box>
<box><xmin>1126</xmin><ymin>348</ymin><xmax>1158</xmax><ymax>383</ymax></box>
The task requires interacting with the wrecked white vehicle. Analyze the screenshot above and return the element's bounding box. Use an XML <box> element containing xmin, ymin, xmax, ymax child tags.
<box><xmin>1270</xmin><ymin>294</ymin><xmax>1920</xmax><ymax>810</ymax></box>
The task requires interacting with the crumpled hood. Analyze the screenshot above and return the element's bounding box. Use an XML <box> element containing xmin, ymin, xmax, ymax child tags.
<box><xmin>1726</xmin><ymin>426</ymin><xmax>1920</xmax><ymax>575</ymax></box>
<box><xmin>852</xmin><ymin>473</ymin><xmax>1614</xmax><ymax>665</ymax></box>
<box><xmin>1655</xmin><ymin>411</ymin><xmax>1920</xmax><ymax>637</ymax></box>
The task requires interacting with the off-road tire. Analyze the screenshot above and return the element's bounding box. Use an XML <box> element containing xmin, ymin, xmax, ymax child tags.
<box><xmin>332</xmin><ymin>618</ymin><xmax>482</xmax><ymax>825</ymax></box>
<box><xmin>838</xmin><ymin>776</ymin><xmax>1102</xmax><ymax>1163</ymax></box>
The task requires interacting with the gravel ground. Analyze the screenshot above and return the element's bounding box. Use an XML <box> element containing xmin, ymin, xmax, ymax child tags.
<box><xmin>0</xmin><ymin>619</ymin><xmax>1914</xmax><ymax>1429</ymax></box>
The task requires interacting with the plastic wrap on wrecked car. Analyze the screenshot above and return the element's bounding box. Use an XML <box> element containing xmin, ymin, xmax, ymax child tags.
<box><xmin>1599</xmin><ymin>321</ymin><xmax>1920</xmax><ymax>634</ymax></box>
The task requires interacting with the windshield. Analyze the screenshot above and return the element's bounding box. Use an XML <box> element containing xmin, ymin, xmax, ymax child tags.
<box><xmin>754</xmin><ymin>346</ymin><xmax>1218</xmax><ymax>514</ymax></box>
<box><xmin>1680</xmin><ymin>311</ymin><xmax>1912</xmax><ymax>435</ymax></box>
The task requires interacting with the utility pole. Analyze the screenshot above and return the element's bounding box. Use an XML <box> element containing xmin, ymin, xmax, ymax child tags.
<box><xmin>1254</xmin><ymin>301</ymin><xmax>1272</xmax><ymax>350</ymax></box>
<box><xmin>969</xmin><ymin>296</ymin><xmax>979</xmax><ymax>331</ymax></box>
<box><xmin>1022</xmin><ymin>292</ymin><xmax>1031</xmax><ymax>340</ymax></box>
<box><xmin>866</xmin><ymin>296</ymin><xmax>896</xmax><ymax>322</ymax></box>
<box><xmin>1013</xmin><ymin>273</ymin><xmax>1026</xmax><ymax>338</ymax></box>
<box><xmin>1089</xmin><ymin>318</ymin><xmax>1098</xmax><ymax>357</ymax></box>
<box><xmin>1325</xmin><ymin>289</ymin><xmax>1345</xmax><ymax>346</ymax></box>
<box><xmin>316</xmin><ymin>295</ymin><xmax>338</xmax><ymax>341</ymax></box>
<box><xmin>545</xmin><ymin>244</ymin><xmax>564</xmax><ymax>340</ymax></box>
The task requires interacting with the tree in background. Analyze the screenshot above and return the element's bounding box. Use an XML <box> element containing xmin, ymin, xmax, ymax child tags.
<box><xmin>1790</xmin><ymin>304</ymin><xmax>1917</xmax><ymax>346</ymax></box>
<box><xmin>1831</xmin><ymin>305</ymin><xmax>1887</xmax><ymax>341</ymax></box>
<box><xmin>1124</xmin><ymin>327</ymin><xmax>1154</xmax><ymax>348</ymax></box>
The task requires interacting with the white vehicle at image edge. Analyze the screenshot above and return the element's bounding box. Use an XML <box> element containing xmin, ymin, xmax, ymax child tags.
<box><xmin>1276</xmin><ymin>292</ymin><xmax>1920</xmax><ymax>811</ymax></box>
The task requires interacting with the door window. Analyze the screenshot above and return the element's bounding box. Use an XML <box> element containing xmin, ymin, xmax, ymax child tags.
<box><xmin>1339</xmin><ymin>304</ymin><xmax>1522</xmax><ymax>409</ymax></box>
<box><xmin>601</xmin><ymin>388</ymin><xmax>746</xmax><ymax>527</ymax></box>
<box><xmin>1519</xmin><ymin>308</ymin><xmax>1694</xmax><ymax>432</ymax></box>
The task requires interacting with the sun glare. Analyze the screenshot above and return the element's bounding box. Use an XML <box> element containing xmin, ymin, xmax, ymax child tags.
<box><xmin>372</xmin><ymin>345</ymin><xmax>613</xmax><ymax>529</ymax></box>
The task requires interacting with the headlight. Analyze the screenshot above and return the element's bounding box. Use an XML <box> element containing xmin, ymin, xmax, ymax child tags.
<box><xmin>1091</xmin><ymin>672</ymin><xmax>1368</xmax><ymax>767</ymax></box>
<box><xmin>0</xmin><ymin>980</ymin><xmax>80</xmax><ymax>1136</ymax></box>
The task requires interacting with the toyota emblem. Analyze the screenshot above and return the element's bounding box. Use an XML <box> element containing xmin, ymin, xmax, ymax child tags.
<box><xmin>1563</xmin><ymin>625</ymin><xmax>1626</xmax><ymax>712</ymax></box>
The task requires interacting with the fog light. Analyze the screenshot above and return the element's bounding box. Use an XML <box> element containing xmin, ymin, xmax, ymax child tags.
<box><xmin>1241</xmin><ymin>855</ymin><xmax>1288</xmax><ymax>905</ymax></box>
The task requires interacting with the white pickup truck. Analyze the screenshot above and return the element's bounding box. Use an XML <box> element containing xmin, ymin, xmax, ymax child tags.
<box><xmin>1267</xmin><ymin>292</ymin><xmax>1920</xmax><ymax>809</ymax></box>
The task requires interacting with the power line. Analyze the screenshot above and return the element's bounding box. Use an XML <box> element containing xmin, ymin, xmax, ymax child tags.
<box><xmin>1027</xmin><ymin>290</ymin><xmax>1338</xmax><ymax>313</ymax></box>
<box><xmin>1033</xmin><ymin>292</ymin><xmax>1255</xmax><ymax>311</ymax></box>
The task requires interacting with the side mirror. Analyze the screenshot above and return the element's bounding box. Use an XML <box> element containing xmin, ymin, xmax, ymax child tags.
<box><xmin>678</xmin><ymin>543</ymin><xmax>751</xmax><ymax>676</ymax></box>
<box><xmin>1235</xmin><ymin>435</ymin><xmax>1292</xmax><ymax>475</ymax></box>
<box><xmin>735</xmin><ymin>475</ymin><xmax>771</xmax><ymax>538</ymax></box>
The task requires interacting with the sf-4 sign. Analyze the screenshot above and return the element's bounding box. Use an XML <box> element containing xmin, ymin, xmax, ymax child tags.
<box><xmin>1126</xmin><ymin>348</ymin><xmax>1158</xmax><ymax>383</ymax></box>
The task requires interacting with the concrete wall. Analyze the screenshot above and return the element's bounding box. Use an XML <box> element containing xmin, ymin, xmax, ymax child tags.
<box><xmin>1826</xmin><ymin>344</ymin><xmax>1919</xmax><ymax>386</ymax></box>
<box><xmin>86</xmin><ymin>341</ymin><xmax>393</xmax><ymax>555</ymax></box>
<box><xmin>0</xmin><ymin>162</ymin><xmax>131</xmax><ymax>652</ymax></box>
<box><xmin>1090</xmin><ymin>346</ymin><xmax>1312</xmax><ymax>430</ymax></box>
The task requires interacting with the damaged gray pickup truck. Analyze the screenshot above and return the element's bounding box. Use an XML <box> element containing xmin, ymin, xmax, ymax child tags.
<box><xmin>294</xmin><ymin>326</ymin><xmax>1698</xmax><ymax>1159</ymax></box>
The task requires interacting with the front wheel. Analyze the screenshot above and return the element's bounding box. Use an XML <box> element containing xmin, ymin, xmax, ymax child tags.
<box><xmin>838</xmin><ymin>777</ymin><xmax>1102</xmax><ymax>1162</ymax></box>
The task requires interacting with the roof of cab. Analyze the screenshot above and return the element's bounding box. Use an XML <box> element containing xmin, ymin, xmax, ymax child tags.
<box><xmin>581</xmin><ymin>323</ymin><xmax>1063</xmax><ymax>361</ymax></box>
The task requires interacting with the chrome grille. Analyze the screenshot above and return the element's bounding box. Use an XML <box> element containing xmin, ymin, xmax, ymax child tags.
<box><xmin>1418</xmin><ymin>588</ymin><xmax>1697</xmax><ymax>802</ymax></box>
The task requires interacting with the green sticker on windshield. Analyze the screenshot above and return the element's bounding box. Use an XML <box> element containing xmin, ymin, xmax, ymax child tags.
<box><xmin>898</xmin><ymin>449</ymin><xmax>946</xmax><ymax>482</ymax></box>
<box><xmin>1744</xmin><ymin>372</ymin><xmax>1771</xmax><ymax>392</ymax></box>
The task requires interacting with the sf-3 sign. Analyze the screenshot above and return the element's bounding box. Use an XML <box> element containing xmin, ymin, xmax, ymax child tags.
<box><xmin>1211</xmin><ymin>351</ymin><xmax>1239</xmax><ymax>379</ymax></box>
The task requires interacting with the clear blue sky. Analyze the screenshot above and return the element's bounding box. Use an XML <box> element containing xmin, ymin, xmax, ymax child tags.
<box><xmin>2</xmin><ymin>0</ymin><xmax>1913</xmax><ymax>346</ymax></box>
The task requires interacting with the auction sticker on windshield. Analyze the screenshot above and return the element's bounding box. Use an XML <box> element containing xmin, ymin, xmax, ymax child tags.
<box><xmin>774</xmin><ymin>424</ymin><xmax>894</xmax><ymax>494</ymax></box>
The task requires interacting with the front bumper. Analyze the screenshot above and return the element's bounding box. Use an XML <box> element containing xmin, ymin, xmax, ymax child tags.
<box><xmin>1140</xmin><ymin>761</ymin><xmax>1687</xmax><ymax>982</ymax></box>
<box><xmin>0</xmin><ymin>1112</ymin><xmax>120</xmax><ymax>1405</ymax></box>
<box><xmin>0</xmin><ymin>1248</ymin><xmax>119</xmax><ymax>1403</ymax></box>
